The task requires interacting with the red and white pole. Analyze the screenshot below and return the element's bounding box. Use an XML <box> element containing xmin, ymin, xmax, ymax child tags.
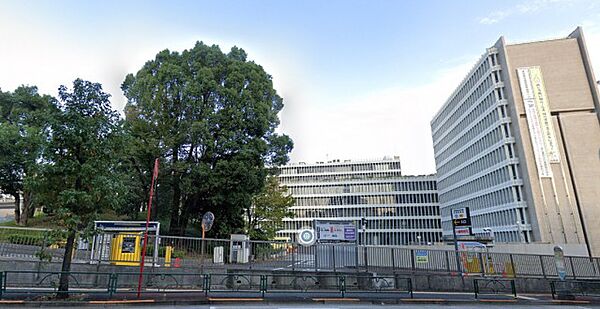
<box><xmin>137</xmin><ymin>158</ymin><xmax>159</xmax><ymax>298</ymax></box>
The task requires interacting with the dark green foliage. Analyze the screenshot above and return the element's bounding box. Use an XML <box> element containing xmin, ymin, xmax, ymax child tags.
<box><xmin>30</xmin><ymin>79</ymin><xmax>126</xmax><ymax>298</ymax></box>
<box><xmin>121</xmin><ymin>42</ymin><xmax>293</xmax><ymax>236</ymax></box>
<box><xmin>0</xmin><ymin>86</ymin><xmax>57</xmax><ymax>224</ymax></box>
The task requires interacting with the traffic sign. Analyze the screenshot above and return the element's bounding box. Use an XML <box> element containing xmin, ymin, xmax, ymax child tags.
<box><xmin>298</xmin><ymin>228</ymin><xmax>316</xmax><ymax>246</ymax></box>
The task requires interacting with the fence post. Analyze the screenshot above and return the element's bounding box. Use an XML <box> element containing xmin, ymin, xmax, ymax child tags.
<box><xmin>590</xmin><ymin>257</ymin><xmax>598</xmax><ymax>278</ymax></box>
<box><xmin>569</xmin><ymin>257</ymin><xmax>576</xmax><ymax>279</ymax></box>
<box><xmin>204</xmin><ymin>274</ymin><xmax>211</xmax><ymax>296</ymax></box>
<box><xmin>539</xmin><ymin>255</ymin><xmax>546</xmax><ymax>278</ymax></box>
<box><xmin>445</xmin><ymin>250</ymin><xmax>451</xmax><ymax>273</ymax></box>
<box><xmin>315</xmin><ymin>244</ymin><xmax>319</xmax><ymax>272</ymax></box>
<box><xmin>509</xmin><ymin>253</ymin><xmax>516</xmax><ymax>278</ymax></box>
<box><xmin>332</xmin><ymin>245</ymin><xmax>336</xmax><ymax>272</ymax></box>
<box><xmin>354</xmin><ymin>244</ymin><xmax>359</xmax><ymax>270</ymax></box>
<box><xmin>291</xmin><ymin>243</ymin><xmax>296</xmax><ymax>271</ymax></box>
<box><xmin>0</xmin><ymin>271</ymin><xmax>3</xmax><ymax>300</ymax></box>
<box><xmin>363</xmin><ymin>245</ymin><xmax>369</xmax><ymax>271</ymax></box>
<box><xmin>478</xmin><ymin>252</ymin><xmax>485</xmax><ymax>276</ymax></box>
<box><xmin>260</xmin><ymin>275</ymin><xmax>266</xmax><ymax>297</ymax></box>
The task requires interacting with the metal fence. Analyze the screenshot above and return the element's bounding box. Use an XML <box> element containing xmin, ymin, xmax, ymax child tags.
<box><xmin>2</xmin><ymin>226</ymin><xmax>600</xmax><ymax>279</ymax></box>
<box><xmin>0</xmin><ymin>270</ymin><xmax>414</xmax><ymax>299</ymax></box>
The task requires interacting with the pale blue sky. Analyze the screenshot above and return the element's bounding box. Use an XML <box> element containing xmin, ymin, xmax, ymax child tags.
<box><xmin>1</xmin><ymin>0</ymin><xmax>599</xmax><ymax>174</ymax></box>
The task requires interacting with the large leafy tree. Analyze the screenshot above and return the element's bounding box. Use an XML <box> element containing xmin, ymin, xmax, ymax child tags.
<box><xmin>122</xmin><ymin>42</ymin><xmax>293</xmax><ymax>236</ymax></box>
<box><xmin>246</xmin><ymin>176</ymin><xmax>294</xmax><ymax>240</ymax></box>
<box><xmin>34</xmin><ymin>79</ymin><xmax>125</xmax><ymax>298</ymax></box>
<box><xmin>0</xmin><ymin>86</ymin><xmax>56</xmax><ymax>224</ymax></box>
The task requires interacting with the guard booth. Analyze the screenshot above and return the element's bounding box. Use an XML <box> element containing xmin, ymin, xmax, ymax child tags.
<box><xmin>90</xmin><ymin>221</ymin><xmax>160</xmax><ymax>266</ymax></box>
<box><xmin>229</xmin><ymin>234</ymin><xmax>250</xmax><ymax>263</ymax></box>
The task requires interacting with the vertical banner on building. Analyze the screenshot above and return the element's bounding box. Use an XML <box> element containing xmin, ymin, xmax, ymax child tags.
<box><xmin>529</xmin><ymin>67</ymin><xmax>560</xmax><ymax>163</ymax></box>
<box><xmin>517</xmin><ymin>66</ymin><xmax>560</xmax><ymax>178</ymax></box>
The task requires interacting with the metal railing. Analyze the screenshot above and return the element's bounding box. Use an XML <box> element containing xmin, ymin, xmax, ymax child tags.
<box><xmin>2</xmin><ymin>226</ymin><xmax>600</xmax><ymax>280</ymax></box>
<box><xmin>0</xmin><ymin>270</ymin><xmax>413</xmax><ymax>299</ymax></box>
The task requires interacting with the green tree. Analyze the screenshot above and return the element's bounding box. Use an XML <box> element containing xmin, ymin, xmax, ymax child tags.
<box><xmin>121</xmin><ymin>42</ymin><xmax>293</xmax><ymax>236</ymax></box>
<box><xmin>246</xmin><ymin>176</ymin><xmax>294</xmax><ymax>240</ymax></box>
<box><xmin>0</xmin><ymin>86</ymin><xmax>56</xmax><ymax>224</ymax></box>
<box><xmin>33</xmin><ymin>79</ymin><xmax>125</xmax><ymax>298</ymax></box>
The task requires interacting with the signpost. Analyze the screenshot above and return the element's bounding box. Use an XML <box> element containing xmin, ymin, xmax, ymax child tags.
<box><xmin>201</xmin><ymin>212</ymin><xmax>215</xmax><ymax>256</ymax></box>
<box><xmin>451</xmin><ymin>207</ymin><xmax>472</xmax><ymax>275</ymax></box>
<box><xmin>137</xmin><ymin>158</ymin><xmax>160</xmax><ymax>299</ymax></box>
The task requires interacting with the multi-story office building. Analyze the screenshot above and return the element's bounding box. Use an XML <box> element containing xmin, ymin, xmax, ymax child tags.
<box><xmin>431</xmin><ymin>27</ymin><xmax>600</xmax><ymax>254</ymax></box>
<box><xmin>276</xmin><ymin>157</ymin><xmax>441</xmax><ymax>246</ymax></box>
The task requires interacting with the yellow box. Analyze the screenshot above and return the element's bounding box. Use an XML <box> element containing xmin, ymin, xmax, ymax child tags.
<box><xmin>110</xmin><ymin>232</ymin><xmax>142</xmax><ymax>266</ymax></box>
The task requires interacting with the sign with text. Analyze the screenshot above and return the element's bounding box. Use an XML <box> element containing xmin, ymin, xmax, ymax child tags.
<box><xmin>315</xmin><ymin>220</ymin><xmax>357</xmax><ymax>243</ymax></box>
<box><xmin>451</xmin><ymin>207</ymin><xmax>471</xmax><ymax>227</ymax></box>
<box><xmin>416</xmin><ymin>250</ymin><xmax>429</xmax><ymax>264</ymax></box>
<box><xmin>454</xmin><ymin>227</ymin><xmax>472</xmax><ymax>236</ymax></box>
<box><xmin>517</xmin><ymin>66</ymin><xmax>560</xmax><ymax>178</ymax></box>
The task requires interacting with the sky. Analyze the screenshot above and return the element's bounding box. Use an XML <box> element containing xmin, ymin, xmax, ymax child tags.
<box><xmin>1</xmin><ymin>0</ymin><xmax>599</xmax><ymax>175</ymax></box>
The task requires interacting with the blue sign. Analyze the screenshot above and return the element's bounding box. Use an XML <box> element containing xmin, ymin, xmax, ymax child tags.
<box><xmin>416</xmin><ymin>250</ymin><xmax>428</xmax><ymax>263</ymax></box>
<box><xmin>344</xmin><ymin>227</ymin><xmax>356</xmax><ymax>241</ymax></box>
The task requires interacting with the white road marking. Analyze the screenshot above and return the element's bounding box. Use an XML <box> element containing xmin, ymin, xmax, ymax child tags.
<box><xmin>517</xmin><ymin>295</ymin><xmax>539</xmax><ymax>300</ymax></box>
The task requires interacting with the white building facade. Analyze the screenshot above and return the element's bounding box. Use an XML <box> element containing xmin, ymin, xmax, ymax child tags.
<box><xmin>430</xmin><ymin>49</ymin><xmax>528</xmax><ymax>243</ymax></box>
<box><xmin>431</xmin><ymin>28</ymin><xmax>600</xmax><ymax>252</ymax></box>
<box><xmin>276</xmin><ymin>158</ymin><xmax>441</xmax><ymax>246</ymax></box>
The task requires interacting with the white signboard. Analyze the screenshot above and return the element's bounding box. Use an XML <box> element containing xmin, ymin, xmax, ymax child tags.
<box><xmin>454</xmin><ymin>227</ymin><xmax>472</xmax><ymax>236</ymax></box>
<box><xmin>315</xmin><ymin>220</ymin><xmax>357</xmax><ymax>242</ymax></box>
<box><xmin>517</xmin><ymin>67</ymin><xmax>559</xmax><ymax>178</ymax></box>
<box><xmin>451</xmin><ymin>208</ymin><xmax>469</xmax><ymax>220</ymax></box>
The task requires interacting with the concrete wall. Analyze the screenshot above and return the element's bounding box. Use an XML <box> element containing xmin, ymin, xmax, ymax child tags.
<box><xmin>497</xmin><ymin>31</ymin><xmax>600</xmax><ymax>255</ymax></box>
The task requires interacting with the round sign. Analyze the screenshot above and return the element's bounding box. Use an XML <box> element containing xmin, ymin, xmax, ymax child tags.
<box><xmin>201</xmin><ymin>211</ymin><xmax>215</xmax><ymax>232</ymax></box>
<box><xmin>297</xmin><ymin>228</ymin><xmax>316</xmax><ymax>246</ymax></box>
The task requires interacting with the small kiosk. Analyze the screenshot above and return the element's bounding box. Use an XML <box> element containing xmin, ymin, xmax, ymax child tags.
<box><xmin>90</xmin><ymin>221</ymin><xmax>160</xmax><ymax>266</ymax></box>
<box><xmin>229</xmin><ymin>234</ymin><xmax>250</xmax><ymax>263</ymax></box>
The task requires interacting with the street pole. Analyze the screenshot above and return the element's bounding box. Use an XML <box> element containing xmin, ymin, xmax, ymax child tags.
<box><xmin>137</xmin><ymin>158</ymin><xmax>159</xmax><ymax>299</ymax></box>
<box><xmin>452</xmin><ymin>224</ymin><xmax>462</xmax><ymax>275</ymax></box>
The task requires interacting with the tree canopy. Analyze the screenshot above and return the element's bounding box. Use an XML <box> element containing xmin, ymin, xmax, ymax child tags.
<box><xmin>122</xmin><ymin>42</ymin><xmax>293</xmax><ymax>236</ymax></box>
<box><xmin>246</xmin><ymin>176</ymin><xmax>294</xmax><ymax>240</ymax></box>
<box><xmin>31</xmin><ymin>79</ymin><xmax>126</xmax><ymax>297</ymax></box>
<box><xmin>0</xmin><ymin>86</ymin><xmax>56</xmax><ymax>224</ymax></box>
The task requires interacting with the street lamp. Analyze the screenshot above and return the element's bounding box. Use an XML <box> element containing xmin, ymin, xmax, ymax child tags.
<box><xmin>416</xmin><ymin>235</ymin><xmax>421</xmax><ymax>246</ymax></box>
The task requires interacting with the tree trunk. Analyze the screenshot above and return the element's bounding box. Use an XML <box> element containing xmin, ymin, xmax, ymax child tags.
<box><xmin>169</xmin><ymin>148</ymin><xmax>183</xmax><ymax>235</ymax></box>
<box><xmin>21</xmin><ymin>191</ymin><xmax>34</xmax><ymax>225</ymax></box>
<box><xmin>57</xmin><ymin>230</ymin><xmax>76</xmax><ymax>299</ymax></box>
<box><xmin>13</xmin><ymin>193</ymin><xmax>21</xmax><ymax>225</ymax></box>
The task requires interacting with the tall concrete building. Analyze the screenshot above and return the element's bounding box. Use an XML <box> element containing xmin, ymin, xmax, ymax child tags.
<box><xmin>276</xmin><ymin>157</ymin><xmax>441</xmax><ymax>246</ymax></box>
<box><xmin>431</xmin><ymin>27</ymin><xmax>600</xmax><ymax>255</ymax></box>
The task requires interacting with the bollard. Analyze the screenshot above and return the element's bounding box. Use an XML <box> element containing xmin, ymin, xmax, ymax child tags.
<box><xmin>165</xmin><ymin>246</ymin><xmax>173</xmax><ymax>267</ymax></box>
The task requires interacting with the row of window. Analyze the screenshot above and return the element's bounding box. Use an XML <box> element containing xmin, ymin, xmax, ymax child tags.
<box><xmin>437</xmin><ymin>126</ymin><xmax>505</xmax><ymax>173</ymax></box>
<box><xmin>282</xmin><ymin>218</ymin><xmax>441</xmax><ymax>231</ymax></box>
<box><xmin>439</xmin><ymin>147</ymin><xmax>508</xmax><ymax>188</ymax></box>
<box><xmin>440</xmin><ymin>186</ymin><xmax>523</xmax><ymax>220</ymax></box>
<box><xmin>290</xmin><ymin>205</ymin><xmax>440</xmax><ymax>218</ymax></box>
<box><xmin>436</xmin><ymin>107</ymin><xmax>505</xmax><ymax>162</ymax></box>
<box><xmin>440</xmin><ymin>166</ymin><xmax>514</xmax><ymax>203</ymax></box>
<box><xmin>279</xmin><ymin>171</ymin><xmax>403</xmax><ymax>184</ymax></box>
<box><xmin>432</xmin><ymin>53</ymin><xmax>492</xmax><ymax>132</ymax></box>
<box><xmin>286</xmin><ymin>180</ymin><xmax>436</xmax><ymax>195</ymax></box>
<box><xmin>277</xmin><ymin>231</ymin><xmax>442</xmax><ymax>246</ymax></box>
<box><xmin>434</xmin><ymin>87</ymin><xmax>499</xmax><ymax>152</ymax></box>
<box><xmin>280</xmin><ymin>161</ymin><xmax>401</xmax><ymax>175</ymax></box>
<box><xmin>294</xmin><ymin>194</ymin><xmax>439</xmax><ymax>207</ymax></box>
